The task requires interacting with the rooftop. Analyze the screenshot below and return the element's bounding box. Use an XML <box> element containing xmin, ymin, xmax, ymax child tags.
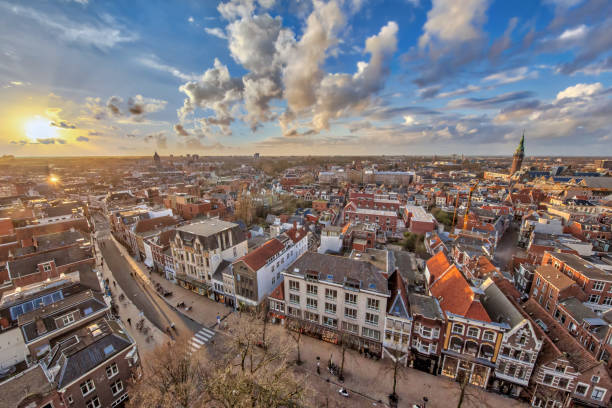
<box><xmin>176</xmin><ymin>219</ymin><xmax>239</xmax><ymax>237</ymax></box>
<box><xmin>536</xmin><ymin>264</ymin><xmax>577</xmax><ymax>290</ymax></box>
<box><xmin>285</xmin><ymin>252</ymin><xmax>389</xmax><ymax>295</ymax></box>
<box><xmin>547</xmin><ymin>251</ymin><xmax>609</xmax><ymax>281</ymax></box>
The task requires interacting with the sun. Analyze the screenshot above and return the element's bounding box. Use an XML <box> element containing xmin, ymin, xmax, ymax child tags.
<box><xmin>24</xmin><ymin>116</ymin><xmax>58</xmax><ymax>141</ymax></box>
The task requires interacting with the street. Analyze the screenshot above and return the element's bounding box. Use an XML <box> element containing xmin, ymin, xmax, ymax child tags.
<box><xmin>493</xmin><ymin>222</ymin><xmax>524</xmax><ymax>271</ymax></box>
<box><xmin>93</xmin><ymin>213</ymin><xmax>200</xmax><ymax>338</ymax></box>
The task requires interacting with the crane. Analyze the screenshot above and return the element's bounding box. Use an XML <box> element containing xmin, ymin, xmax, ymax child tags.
<box><xmin>462</xmin><ymin>181</ymin><xmax>479</xmax><ymax>231</ymax></box>
<box><xmin>451</xmin><ymin>193</ymin><xmax>461</xmax><ymax>232</ymax></box>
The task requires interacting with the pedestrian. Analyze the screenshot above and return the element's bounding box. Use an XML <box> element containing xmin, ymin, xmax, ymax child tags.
<box><xmin>113</xmin><ymin>281</ymin><xmax>116</xmax><ymax>287</ymax></box>
<box><xmin>127</xmin><ymin>318</ymin><xmax>131</xmax><ymax>326</ymax></box>
<box><xmin>216</xmin><ymin>314</ymin><xmax>221</xmax><ymax>327</ymax></box>
<box><xmin>317</xmin><ymin>360</ymin><xmax>320</xmax><ymax>374</ymax></box>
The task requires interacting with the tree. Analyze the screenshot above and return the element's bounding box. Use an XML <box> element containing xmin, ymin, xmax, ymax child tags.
<box><xmin>286</xmin><ymin>319</ymin><xmax>304</xmax><ymax>365</ymax></box>
<box><xmin>128</xmin><ymin>319</ymin><xmax>307</xmax><ymax>408</ymax></box>
<box><xmin>338</xmin><ymin>333</ymin><xmax>353</xmax><ymax>381</ymax></box>
<box><xmin>127</xmin><ymin>339</ymin><xmax>205</xmax><ymax>408</ymax></box>
<box><xmin>381</xmin><ymin>350</ymin><xmax>408</xmax><ymax>407</ymax></box>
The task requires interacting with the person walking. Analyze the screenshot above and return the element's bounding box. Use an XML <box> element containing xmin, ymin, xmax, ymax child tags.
<box><xmin>216</xmin><ymin>314</ymin><xmax>221</xmax><ymax>327</ymax></box>
<box><xmin>127</xmin><ymin>318</ymin><xmax>131</xmax><ymax>326</ymax></box>
<box><xmin>317</xmin><ymin>360</ymin><xmax>320</xmax><ymax>374</ymax></box>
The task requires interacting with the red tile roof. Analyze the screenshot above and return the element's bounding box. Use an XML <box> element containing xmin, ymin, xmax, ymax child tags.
<box><xmin>285</xmin><ymin>227</ymin><xmax>308</xmax><ymax>243</ymax></box>
<box><xmin>269</xmin><ymin>280</ymin><xmax>284</xmax><ymax>301</ymax></box>
<box><xmin>240</xmin><ymin>238</ymin><xmax>284</xmax><ymax>271</ymax></box>
<box><xmin>430</xmin><ymin>264</ymin><xmax>491</xmax><ymax>322</ymax></box>
<box><xmin>426</xmin><ymin>250</ymin><xmax>451</xmax><ymax>280</ymax></box>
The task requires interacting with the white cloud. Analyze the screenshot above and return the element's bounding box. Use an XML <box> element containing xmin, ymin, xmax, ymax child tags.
<box><xmin>218</xmin><ymin>0</ymin><xmax>255</xmax><ymax>21</ymax></box>
<box><xmin>556</xmin><ymin>82</ymin><xmax>603</xmax><ymax>100</ymax></box>
<box><xmin>0</xmin><ymin>2</ymin><xmax>137</xmax><ymax>50</ymax></box>
<box><xmin>205</xmin><ymin>27</ymin><xmax>228</xmax><ymax>39</ymax></box>
<box><xmin>419</xmin><ymin>0</ymin><xmax>489</xmax><ymax>51</ymax></box>
<box><xmin>403</xmin><ymin>115</ymin><xmax>417</xmax><ymax>125</ymax></box>
<box><xmin>188</xmin><ymin>16</ymin><xmax>195</xmax><ymax>23</ymax></box>
<box><xmin>559</xmin><ymin>24</ymin><xmax>588</xmax><ymax>41</ymax></box>
<box><xmin>137</xmin><ymin>55</ymin><xmax>199</xmax><ymax>81</ymax></box>
<box><xmin>483</xmin><ymin>67</ymin><xmax>537</xmax><ymax>85</ymax></box>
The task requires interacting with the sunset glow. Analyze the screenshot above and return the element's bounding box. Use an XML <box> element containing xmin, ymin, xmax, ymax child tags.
<box><xmin>24</xmin><ymin>116</ymin><xmax>57</xmax><ymax>141</ymax></box>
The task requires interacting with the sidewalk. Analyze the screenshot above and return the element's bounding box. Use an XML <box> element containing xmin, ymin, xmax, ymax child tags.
<box><xmin>94</xmin><ymin>237</ymin><xmax>168</xmax><ymax>352</ymax></box>
<box><xmin>220</xmin><ymin>316</ymin><xmax>526</xmax><ymax>408</ymax></box>
<box><xmin>107</xmin><ymin>234</ymin><xmax>232</xmax><ymax>329</ymax></box>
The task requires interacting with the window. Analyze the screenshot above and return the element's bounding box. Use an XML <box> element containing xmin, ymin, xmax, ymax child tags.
<box><xmin>287</xmin><ymin>307</ymin><xmax>300</xmax><ymax>317</ymax></box>
<box><xmin>80</xmin><ymin>379</ymin><xmax>95</xmax><ymax>396</ymax></box>
<box><xmin>519</xmin><ymin>335</ymin><xmax>526</xmax><ymax>345</ymax></box>
<box><xmin>367</xmin><ymin>298</ymin><xmax>380</xmax><ymax>311</ymax></box>
<box><xmin>306</xmin><ymin>297</ymin><xmax>318</xmax><ymax>310</ymax></box>
<box><xmin>110</xmin><ymin>380</ymin><xmax>124</xmax><ymax>396</ymax></box>
<box><xmin>342</xmin><ymin>321</ymin><xmax>359</xmax><ymax>334</ymax></box>
<box><xmin>362</xmin><ymin>327</ymin><xmax>380</xmax><ymax>341</ymax></box>
<box><xmin>592</xmin><ymin>281</ymin><xmax>604</xmax><ymax>291</ymax></box>
<box><xmin>342</xmin><ymin>293</ymin><xmax>357</xmax><ymax>308</ymax></box>
<box><xmin>543</xmin><ymin>374</ymin><xmax>553</xmax><ymax>385</ymax></box>
<box><xmin>604</xmin><ymin>297</ymin><xmax>612</xmax><ymax>306</ymax></box>
<box><xmin>86</xmin><ymin>397</ymin><xmax>101</xmax><ymax>408</ymax></box>
<box><xmin>43</xmin><ymin>262</ymin><xmax>52</xmax><ymax>272</ymax></box>
<box><xmin>555</xmin><ymin>364</ymin><xmax>566</xmax><ymax>373</ymax></box>
<box><xmin>365</xmin><ymin>312</ymin><xmax>379</xmax><ymax>326</ymax></box>
<box><xmin>467</xmin><ymin>327</ymin><xmax>479</xmax><ymax>338</ymax></box>
<box><xmin>323</xmin><ymin>316</ymin><xmax>337</xmax><ymax>328</ymax></box>
<box><xmin>325</xmin><ymin>288</ymin><xmax>337</xmax><ymax>300</ymax></box>
<box><xmin>289</xmin><ymin>280</ymin><xmax>300</xmax><ymax>292</ymax></box>
<box><xmin>452</xmin><ymin>323</ymin><xmax>464</xmax><ymax>335</ymax></box>
<box><xmin>106</xmin><ymin>363</ymin><xmax>119</xmax><ymax>379</ymax></box>
<box><xmin>68</xmin><ymin>395</ymin><xmax>74</xmax><ymax>404</ymax></box>
<box><xmin>535</xmin><ymin>277</ymin><xmax>541</xmax><ymax>287</ymax></box>
<box><xmin>62</xmin><ymin>313</ymin><xmax>75</xmax><ymax>325</ymax></box>
<box><xmin>588</xmin><ymin>294</ymin><xmax>601</xmax><ymax>303</ymax></box>
<box><xmin>304</xmin><ymin>311</ymin><xmax>319</xmax><ymax>323</ymax></box>
<box><xmin>306</xmin><ymin>284</ymin><xmax>318</xmax><ymax>295</ymax></box>
<box><xmin>558</xmin><ymin>378</ymin><xmax>569</xmax><ymax>389</ymax></box>
<box><xmin>591</xmin><ymin>375</ymin><xmax>600</xmax><ymax>384</ymax></box>
<box><xmin>344</xmin><ymin>307</ymin><xmax>357</xmax><ymax>319</ymax></box>
<box><xmin>482</xmin><ymin>330</ymin><xmax>495</xmax><ymax>342</ymax></box>
<box><xmin>591</xmin><ymin>388</ymin><xmax>606</xmax><ymax>401</ymax></box>
<box><xmin>324</xmin><ymin>302</ymin><xmax>336</xmax><ymax>315</ymax></box>
<box><xmin>575</xmin><ymin>384</ymin><xmax>589</xmax><ymax>396</ymax></box>
<box><xmin>289</xmin><ymin>293</ymin><xmax>300</xmax><ymax>305</ymax></box>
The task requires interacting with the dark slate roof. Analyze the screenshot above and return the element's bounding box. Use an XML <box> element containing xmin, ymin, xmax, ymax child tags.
<box><xmin>19</xmin><ymin>290</ymin><xmax>107</xmax><ymax>343</ymax></box>
<box><xmin>34</xmin><ymin>230</ymin><xmax>87</xmax><ymax>251</ymax></box>
<box><xmin>48</xmin><ymin>318</ymin><xmax>134</xmax><ymax>389</ymax></box>
<box><xmin>408</xmin><ymin>293</ymin><xmax>444</xmax><ymax>320</ymax></box>
<box><xmin>286</xmin><ymin>252</ymin><xmax>389</xmax><ymax>296</ymax></box>
<box><xmin>176</xmin><ymin>220</ymin><xmax>246</xmax><ymax>251</ymax></box>
<box><xmin>7</xmin><ymin>246</ymin><xmax>93</xmax><ymax>279</ymax></box>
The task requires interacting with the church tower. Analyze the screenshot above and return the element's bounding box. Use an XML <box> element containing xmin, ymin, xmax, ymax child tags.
<box><xmin>510</xmin><ymin>132</ymin><xmax>525</xmax><ymax>175</ymax></box>
<box><xmin>153</xmin><ymin>151</ymin><xmax>161</xmax><ymax>166</ymax></box>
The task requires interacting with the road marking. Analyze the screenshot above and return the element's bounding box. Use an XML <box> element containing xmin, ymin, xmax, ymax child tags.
<box><xmin>188</xmin><ymin>327</ymin><xmax>216</xmax><ymax>354</ymax></box>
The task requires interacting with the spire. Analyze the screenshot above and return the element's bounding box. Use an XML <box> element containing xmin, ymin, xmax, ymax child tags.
<box><xmin>515</xmin><ymin>131</ymin><xmax>525</xmax><ymax>156</ymax></box>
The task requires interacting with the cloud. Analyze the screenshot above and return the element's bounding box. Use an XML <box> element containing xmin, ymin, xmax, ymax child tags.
<box><xmin>0</xmin><ymin>2</ymin><xmax>137</xmax><ymax>50</ymax></box>
<box><xmin>188</xmin><ymin>16</ymin><xmax>195</xmax><ymax>23</ymax></box>
<box><xmin>50</xmin><ymin>120</ymin><xmax>77</xmax><ymax>129</ymax></box>
<box><xmin>178</xmin><ymin>58</ymin><xmax>244</xmax><ymax>135</ymax></box>
<box><xmin>483</xmin><ymin>67</ymin><xmax>537</xmax><ymax>85</ymax></box>
<box><xmin>76</xmin><ymin>135</ymin><xmax>90</xmax><ymax>142</ymax></box>
<box><xmin>448</xmin><ymin>91</ymin><xmax>534</xmax><ymax>108</ymax></box>
<box><xmin>127</xmin><ymin>95</ymin><xmax>167</xmax><ymax>118</ymax></box>
<box><xmin>558</xmin><ymin>24</ymin><xmax>588</xmax><ymax>40</ymax></box>
<box><xmin>205</xmin><ymin>27</ymin><xmax>228</xmax><ymax>39</ymax></box>
<box><xmin>88</xmin><ymin>130</ymin><xmax>102</xmax><ymax>136</ymax></box>
<box><xmin>489</xmin><ymin>17</ymin><xmax>517</xmax><ymax>60</ymax></box>
<box><xmin>137</xmin><ymin>55</ymin><xmax>199</xmax><ymax>81</ymax></box>
<box><xmin>218</xmin><ymin>0</ymin><xmax>255</xmax><ymax>20</ymax></box>
<box><xmin>36</xmin><ymin>138</ymin><xmax>67</xmax><ymax>144</ymax></box>
<box><xmin>174</xmin><ymin>124</ymin><xmax>190</xmax><ymax>136</ymax></box>
<box><xmin>309</xmin><ymin>21</ymin><xmax>399</xmax><ymax>131</ymax></box>
<box><xmin>556</xmin><ymin>82</ymin><xmax>603</xmax><ymax>100</ymax></box>
<box><xmin>144</xmin><ymin>132</ymin><xmax>167</xmax><ymax>149</ymax></box>
<box><xmin>418</xmin><ymin>0</ymin><xmax>489</xmax><ymax>49</ymax></box>
<box><xmin>412</xmin><ymin>0</ymin><xmax>490</xmax><ymax>87</ymax></box>
<box><xmin>106</xmin><ymin>96</ymin><xmax>123</xmax><ymax>116</ymax></box>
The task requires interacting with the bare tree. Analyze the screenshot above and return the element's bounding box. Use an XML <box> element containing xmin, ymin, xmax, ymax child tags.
<box><xmin>286</xmin><ymin>319</ymin><xmax>304</xmax><ymax>365</ymax></box>
<box><xmin>127</xmin><ymin>339</ymin><xmax>205</xmax><ymax>408</ymax></box>
<box><xmin>338</xmin><ymin>333</ymin><xmax>352</xmax><ymax>381</ymax></box>
<box><xmin>381</xmin><ymin>349</ymin><xmax>408</xmax><ymax>406</ymax></box>
<box><xmin>128</xmin><ymin>321</ymin><xmax>307</xmax><ymax>408</ymax></box>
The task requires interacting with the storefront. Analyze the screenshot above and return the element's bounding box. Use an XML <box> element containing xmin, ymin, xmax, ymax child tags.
<box><xmin>441</xmin><ymin>354</ymin><xmax>492</xmax><ymax>388</ymax></box>
<box><xmin>175</xmin><ymin>273</ymin><xmax>210</xmax><ymax>297</ymax></box>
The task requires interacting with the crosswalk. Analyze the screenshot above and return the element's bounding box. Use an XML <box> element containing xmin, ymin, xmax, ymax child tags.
<box><xmin>189</xmin><ymin>326</ymin><xmax>216</xmax><ymax>353</ymax></box>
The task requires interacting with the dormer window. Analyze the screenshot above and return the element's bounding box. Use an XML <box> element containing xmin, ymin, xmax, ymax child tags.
<box><xmin>42</xmin><ymin>262</ymin><xmax>52</xmax><ymax>273</ymax></box>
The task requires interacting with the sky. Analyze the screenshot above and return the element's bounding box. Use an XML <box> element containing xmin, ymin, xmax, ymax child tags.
<box><xmin>1</xmin><ymin>0</ymin><xmax>611</xmax><ymax>157</ymax></box>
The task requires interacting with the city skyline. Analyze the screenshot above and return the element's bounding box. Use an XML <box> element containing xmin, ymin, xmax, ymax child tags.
<box><xmin>1</xmin><ymin>0</ymin><xmax>612</xmax><ymax>157</ymax></box>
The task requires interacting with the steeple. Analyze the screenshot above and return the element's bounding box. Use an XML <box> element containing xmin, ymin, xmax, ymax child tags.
<box><xmin>515</xmin><ymin>131</ymin><xmax>525</xmax><ymax>157</ymax></box>
<box><xmin>510</xmin><ymin>132</ymin><xmax>525</xmax><ymax>175</ymax></box>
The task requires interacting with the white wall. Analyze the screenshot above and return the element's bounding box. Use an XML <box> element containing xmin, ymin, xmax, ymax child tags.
<box><xmin>318</xmin><ymin>235</ymin><xmax>343</xmax><ymax>254</ymax></box>
<box><xmin>0</xmin><ymin>328</ymin><xmax>27</xmax><ymax>369</ymax></box>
